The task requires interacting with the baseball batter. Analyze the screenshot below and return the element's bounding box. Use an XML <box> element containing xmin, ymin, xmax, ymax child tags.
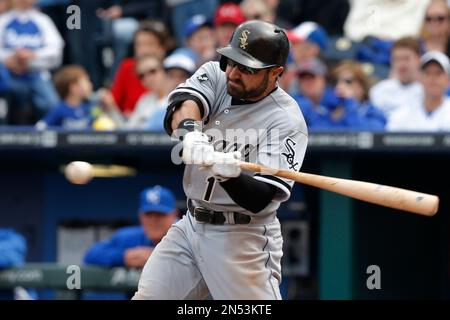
<box><xmin>133</xmin><ymin>20</ymin><xmax>308</xmax><ymax>300</ymax></box>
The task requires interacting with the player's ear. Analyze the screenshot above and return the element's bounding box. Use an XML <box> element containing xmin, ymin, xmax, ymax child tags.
<box><xmin>271</xmin><ymin>66</ymin><xmax>284</xmax><ymax>79</ymax></box>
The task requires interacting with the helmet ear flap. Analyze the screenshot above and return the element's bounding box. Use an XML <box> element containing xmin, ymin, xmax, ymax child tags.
<box><xmin>219</xmin><ymin>56</ymin><xmax>227</xmax><ymax>72</ymax></box>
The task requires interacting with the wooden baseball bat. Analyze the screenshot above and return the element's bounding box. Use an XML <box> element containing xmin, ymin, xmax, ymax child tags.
<box><xmin>240</xmin><ymin>161</ymin><xmax>439</xmax><ymax>216</ymax></box>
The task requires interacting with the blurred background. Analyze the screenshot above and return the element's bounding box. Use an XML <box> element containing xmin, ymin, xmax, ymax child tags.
<box><xmin>0</xmin><ymin>0</ymin><xmax>449</xmax><ymax>300</ymax></box>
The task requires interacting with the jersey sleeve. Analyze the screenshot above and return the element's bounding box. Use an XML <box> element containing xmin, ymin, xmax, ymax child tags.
<box><xmin>167</xmin><ymin>61</ymin><xmax>221</xmax><ymax>121</ymax></box>
<box><xmin>253</xmin><ymin>129</ymin><xmax>308</xmax><ymax>202</ymax></box>
<box><xmin>29</xmin><ymin>13</ymin><xmax>64</xmax><ymax>71</ymax></box>
<box><xmin>83</xmin><ymin>231</ymin><xmax>128</xmax><ymax>267</ymax></box>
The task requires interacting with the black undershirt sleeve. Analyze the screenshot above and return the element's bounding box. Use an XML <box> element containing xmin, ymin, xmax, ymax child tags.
<box><xmin>219</xmin><ymin>174</ymin><xmax>277</xmax><ymax>213</ymax></box>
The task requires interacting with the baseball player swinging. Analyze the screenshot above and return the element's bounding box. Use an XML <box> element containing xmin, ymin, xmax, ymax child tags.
<box><xmin>132</xmin><ymin>20</ymin><xmax>308</xmax><ymax>300</ymax></box>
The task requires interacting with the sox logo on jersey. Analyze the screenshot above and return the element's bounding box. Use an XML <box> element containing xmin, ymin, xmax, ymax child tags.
<box><xmin>282</xmin><ymin>138</ymin><xmax>300</xmax><ymax>171</ymax></box>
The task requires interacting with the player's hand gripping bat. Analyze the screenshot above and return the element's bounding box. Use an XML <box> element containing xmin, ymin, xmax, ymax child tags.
<box><xmin>240</xmin><ymin>161</ymin><xmax>439</xmax><ymax>217</ymax></box>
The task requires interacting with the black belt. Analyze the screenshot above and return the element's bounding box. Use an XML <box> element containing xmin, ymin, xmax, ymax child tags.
<box><xmin>188</xmin><ymin>199</ymin><xmax>251</xmax><ymax>225</ymax></box>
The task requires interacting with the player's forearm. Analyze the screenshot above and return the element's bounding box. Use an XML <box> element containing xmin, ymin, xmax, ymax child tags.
<box><xmin>170</xmin><ymin>100</ymin><xmax>202</xmax><ymax>132</ymax></box>
<box><xmin>220</xmin><ymin>174</ymin><xmax>277</xmax><ymax>213</ymax></box>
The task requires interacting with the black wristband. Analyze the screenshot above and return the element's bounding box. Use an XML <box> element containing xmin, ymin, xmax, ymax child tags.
<box><xmin>174</xmin><ymin>118</ymin><xmax>201</xmax><ymax>141</ymax></box>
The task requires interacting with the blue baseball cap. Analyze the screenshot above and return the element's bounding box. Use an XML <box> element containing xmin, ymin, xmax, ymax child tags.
<box><xmin>287</xmin><ymin>21</ymin><xmax>328</xmax><ymax>51</ymax></box>
<box><xmin>184</xmin><ymin>14</ymin><xmax>213</xmax><ymax>39</ymax></box>
<box><xmin>139</xmin><ymin>186</ymin><xmax>176</xmax><ymax>215</ymax></box>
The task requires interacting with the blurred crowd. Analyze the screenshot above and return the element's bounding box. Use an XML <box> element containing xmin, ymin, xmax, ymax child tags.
<box><xmin>0</xmin><ymin>185</ymin><xmax>179</xmax><ymax>300</ymax></box>
<box><xmin>0</xmin><ymin>0</ymin><xmax>449</xmax><ymax>132</ymax></box>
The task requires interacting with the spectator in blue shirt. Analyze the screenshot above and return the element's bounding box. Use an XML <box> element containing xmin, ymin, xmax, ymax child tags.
<box><xmin>329</xmin><ymin>60</ymin><xmax>386</xmax><ymax>130</ymax></box>
<box><xmin>84</xmin><ymin>185</ymin><xmax>178</xmax><ymax>268</ymax></box>
<box><xmin>36</xmin><ymin>65</ymin><xmax>94</xmax><ymax>129</ymax></box>
<box><xmin>294</xmin><ymin>58</ymin><xmax>386</xmax><ymax>131</ymax></box>
<box><xmin>0</xmin><ymin>228</ymin><xmax>27</xmax><ymax>300</ymax></box>
<box><xmin>0</xmin><ymin>229</ymin><xmax>26</xmax><ymax>269</ymax></box>
<box><xmin>282</xmin><ymin>21</ymin><xmax>328</xmax><ymax>95</ymax></box>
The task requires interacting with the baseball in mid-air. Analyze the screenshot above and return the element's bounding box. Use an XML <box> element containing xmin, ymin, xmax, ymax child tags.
<box><xmin>65</xmin><ymin>161</ymin><xmax>93</xmax><ymax>184</ymax></box>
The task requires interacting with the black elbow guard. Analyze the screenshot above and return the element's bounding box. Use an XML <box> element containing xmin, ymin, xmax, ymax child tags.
<box><xmin>163</xmin><ymin>93</ymin><xmax>205</xmax><ymax>136</ymax></box>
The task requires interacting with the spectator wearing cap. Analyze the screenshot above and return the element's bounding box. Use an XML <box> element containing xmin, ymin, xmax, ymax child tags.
<box><xmin>99</xmin><ymin>20</ymin><xmax>171</xmax><ymax>117</ymax></box>
<box><xmin>282</xmin><ymin>21</ymin><xmax>328</xmax><ymax>96</ymax></box>
<box><xmin>174</xmin><ymin>15</ymin><xmax>216</xmax><ymax>67</ymax></box>
<box><xmin>294</xmin><ymin>58</ymin><xmax>329</xmax><ymax>106</ymax></box>
<box><xmin>370</xmin><ymin>37</ymin><xmax>424</xmax><ymax>120</ymax></box>
<box><xmin>145</xmin><ymin>53</ymin><xmax>196</xmax><ymax>132</ymax></box>
<box><xmin>164</xmin><ymin>53</ymin><xmax>196</xmax><ymax>90</ymax></box>
<box><xmin>287</xmin><ymin>21</ymin><xmax>328</xmax><ymax>65</ymax></box>
<box><xmin>84</xmin><ymin>186</ymin><xmax>178</xmax><ymax>268</ymax></box>
<box><xmin>387</xmin><ymin>51</ymin><xmax>450</xmax><ymax>131</ymax></box>
<box><xmin>166</xmin><ymin>0</ymin><xmax>218</xmax><ymax>47</ymax></box>
<box><xmin>294</xmin><ymin>58</ymin><xmax>385</xmax><ymax>131</ymax></box>
<box><xmin>214</xmin><ymin>2</ymin><xmax>246</xmax><ymax>48</ymax></box>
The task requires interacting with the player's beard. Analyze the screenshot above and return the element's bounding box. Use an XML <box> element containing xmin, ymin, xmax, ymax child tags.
<box><xmin>226</xmin><ymin>71</ymin><xmax>270</xmax><ymax>100</ymax></box>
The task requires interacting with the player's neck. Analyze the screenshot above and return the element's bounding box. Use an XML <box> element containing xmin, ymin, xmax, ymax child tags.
<box><xmin>424</xmin><ymin>95</ymin><xmax>444</xmax><ymax>113</ymax></box>
<box><xmin>245</xmin><ymin>84</ymin><xmax>278</xmax><ymax>102</ymax></box>
<box><xmin>65</xmin><ymin>95</ymin><xmax>83</xmax><ymax>108</ymax></box>
<box><xmin>425</xmin><ymin>37</ymin><xmax>448</xmax><ymax>52</ymax></box>
<box><xmin>398</xmin><ymin>76</ymin><xmax>417</xmax><ymax>86</ymax></box>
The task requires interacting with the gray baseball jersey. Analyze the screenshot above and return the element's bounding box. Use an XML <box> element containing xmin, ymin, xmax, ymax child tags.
<box><xmin>133</xmin><ymin>61</ymin><xmax>308</xmax><ymax>300</ymax></box>
<box><xmin>170</xmin><ymin>61</ymin><xmax>308</xmax><ymax>217</ymax></box>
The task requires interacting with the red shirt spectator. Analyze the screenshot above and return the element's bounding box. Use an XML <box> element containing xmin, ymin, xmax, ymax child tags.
<box><xmin>111</xmin><ymin>58</ymin><xmax>148</xmax><ymax>116</ymax></box>
<box><xmin>105</xmin><ymin>20</ymin><xmax>171</xmax><ymax>116</ymax></box>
